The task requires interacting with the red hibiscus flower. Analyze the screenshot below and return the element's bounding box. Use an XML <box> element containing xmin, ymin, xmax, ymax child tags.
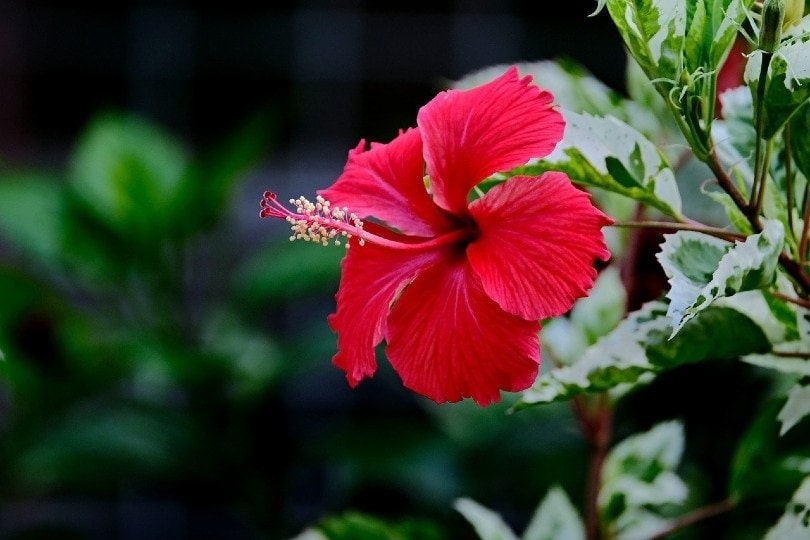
<box><xmin>261</xmin><ymin>67</ymin><xmax>613</xmax><ymax>405</ymax></box>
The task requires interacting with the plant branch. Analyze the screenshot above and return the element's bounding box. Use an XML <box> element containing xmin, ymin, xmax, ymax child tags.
<box><xmin>779</xmin><ymin>252</ymin><xmax>810</xmax><ymax>295</ymax></box>
<box><xmin>706</xmin><ymin>148</ymin><xmax>751</xmax><ymax>218</ymax></box>
<box><xmin>771</xmin><ymin>291</ymin><xmax>810</xmax><ymax>309</ymax></box>
<box><xmin>613</xmin><ymin>220</ymin><xmax>746</xmax><ymax>243</ymax></box>
<box><xmin>753</xmin><ymin>138</ymin><xmax>774</xmax><ymax>215</ymax></box>
<box><xmin>772</xmin><ymin>350</ymin><xmax>810</xmax><ymax>359</ymax></box>
<box><xmin>570</xmin><ymin>394</ymin><xmax>612</xmax><ymax>540</ymax></box>
<box><xmin>649</xmin><ymin>498</ymin><xmax>736</xmax><ymax>540</ymax></box>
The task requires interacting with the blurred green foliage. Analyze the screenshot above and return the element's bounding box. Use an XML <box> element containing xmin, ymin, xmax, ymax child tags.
<box><xmin>0</xmin><ymin>109</ymin><xmax>592</xmax><ymax>540</ymax></box>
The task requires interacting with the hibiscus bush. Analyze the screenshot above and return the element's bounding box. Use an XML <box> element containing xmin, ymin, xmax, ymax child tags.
<box><xmin>276</xmin><ymin>0</ymin><xmax>810</xmax><ymax>539</ymax></box>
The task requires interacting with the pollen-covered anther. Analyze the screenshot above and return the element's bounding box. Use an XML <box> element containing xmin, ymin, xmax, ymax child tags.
<box><xmin>260</xmin><ymin>191</ymin><xmax>365</xmax><ymax>247</ymax></box>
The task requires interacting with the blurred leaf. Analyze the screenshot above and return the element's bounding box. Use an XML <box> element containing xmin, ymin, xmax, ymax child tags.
<box><xmin>182</xmin><ymin>106</ymin><xmax>277</xmax><ymax>233</ymax></box>
<box><xmin>68</xmin><ymin>111</ymin><xmax>190</xmax><ymax>241</ymax></box>
<box><xmin>290</xmin><ymin>529</ymin><xmax>328</xmax><ymax>540</ymax></box>
<box><xmin>764</xmin><ymin>475</ymin><xmax>810</xmax><ymax>539</ymax></box>
<box><xmin>540</xmin><ymin>267</ymin><xmax>626</xmax><ymax>370</ymax></box>
<box><xmin>307</xmin><ymin>512</ymin><xmax>443</xmax><ymax>540</ymax></box>
<box><xmin>522</xmin><ymin>486</ymin><xmax>585</xmax><ymax>540</ymax></box>
<box><xmin>7</xmin><ymin>402</ymin><xmax>196</xmax><ymax>493</ymax></box>
<box><xmin>657</xmin><ymin>220</ymin><xmax>784</xmax><ymax>336</ymax></box>
<box><xmin>600</xmin><ymin>420</ymin><xmax>688</xmax><ymax>539</ymax></box>
<box><xmin>454</xmin><ymin>498</ymin><xmax>519</xmax><ymax>540</ymax></box>
<box><xmin>730</xmin><ymin>398</ymin><xmax>810</xmax><ymax>502</ymax></box>
<box><xmin>789</xmin><ymin>102</ymin><xmax>810</xmax><ymax>184</ymax></box>
<box><xmin>0</xmin><ymin>171</ymin><xmax>65</xmax><ymax>266</ymax></box>
<box><xmin>624</xmin><ymin>52</ymin><xmax>684</xmax><ymax>154</ymax></box>
<box><xmin>778</xmin><ymin>383</ymin><xmax>810</xmax><ymax>436</ymax></box>
<box><xmin>569</xmin><ymin>266</ymin><xmax>628</xmax><ymax>346</ymax></box>
<box><xmin>234</xmin><ymin>239</ymin><xmax>343</xmax><ymax>306</ymax></box>
<box><xmin>712</xmin><ymin>85</ymin><xmax>756</xmax><ymax>191</ymax></box>
<box><xmin>744</xmin><ymin>350</ymin><xmax>810</xmax><ymax>376</ymax></box>
<box><xmin>540</xmin><ymin>317</ymin><xmax>589</xmax><ymax>369</ymax></box>
<box><xmin>202</xmin><ymin>309</ymin><xmax>282</xmax><ymax>402</ymax></box>
<box><xmin>515</xmin><ymin>111</ymin><xmax>682</xmax><ymax>218</ymax></box>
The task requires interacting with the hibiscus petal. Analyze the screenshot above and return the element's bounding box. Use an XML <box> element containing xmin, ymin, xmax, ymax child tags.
<box><xmin>418</xmin><ymin>66</ymin><xmax>564</xmax><ymax>215</ymax></box>
<box><xmin>318</xmin><ymin>128</ymin><xmax>453</xmax><ymax>237</ymax></box>
<box><xmin>329</xmin><ymin>240</ymin><xmax>444</xmax><ymax>388</ymax></box>
<box><xmin>467</xmin><ymin>172</ymin><xmax>613</xmax><ymax>321</ymax></box>
<box><xmin>385</xmin><ymin>253</ymin><xmax>541</xmax><ymax>405</ymax></box>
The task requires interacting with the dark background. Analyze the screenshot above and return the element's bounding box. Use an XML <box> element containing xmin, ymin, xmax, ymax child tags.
<box><xmin>0</xmin><ymin>1</ymin><xmax>625</xmax><ymax>169</ymax></box>
<box><xmin>0</xmin><ymin>2</ymin><xmax>633</xmax><ymax>539</ymax></box>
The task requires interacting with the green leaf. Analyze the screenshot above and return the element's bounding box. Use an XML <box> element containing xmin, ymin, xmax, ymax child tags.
<box><xmin>709</xmin><ymin>0</ymin><xmax>755</xmax><ymax>69</ymax></box>
<box><xmin>765</xmin><ymin>475</ymin><xmax>810</xmax><ymax>539</ymax></box>
<box><xmin>778</xmin><ymin>384</ymin><xmax>810</xmax><ymax>436</ymax></box>
<box><xmin>515</xmin><ymin>298</ymin><xmax>771</xmax><ymax>408</ymax></box>
<box><xmin>789</xmin><ymin>102</ymin><xmax>810</xmax><ymax>183</ymax></box>
<box><xmin>312</xmin><ymin>512</ymin><xmax>443</xmax><ymax>540</ymax></box>
<box><xmin>518</xmin><ymin>302</ymin><xmax>661</xmax><ymax>407</ymax></box>
<box><xmin>454</xmin><ymin>498</ymin><xmax>519</xmax><ymax>540</ymax></box>
<box><xmin>0</xmin><ymin>171</ymin><xmax>66</xmax><ymax>266</ymax></box>
<box><xmin>745</xmin><ymin>39</ymin><xmax>810</xmax><ymax>139</ymax></box>
<box><xmin>68</xmin><ymin>112</ymin><xmax>191</xmax><ymax>240</ymax></box>
<box><xmin>730</xmin><ymin>397</ymin><xmax>810</xmax><ymax>502</ymax></box>
<box><xmin>522</xmin><ymin>486</ymin><xmax>585</xmax><ymax>540</ymax></box>
<box><xmin>624</xmin><ymin>51</ymin><xmax>685</xmax><ymax>154</ymax></box>
<box><xmin>569</xmin><ymin>266</ymin><xmax>628</xmax><ymax>346</ymax></box>
<box><xmin>603</xmin><ymin>0</ymin><xmax>686</xmax><ymax>84</ymax></box>
<box><xmin>744</xmin><ymin>349</ymin><xmax>810</xmax><ymax>376</ymax></box>
<box><xmin>657</xmin><ymin>220</ymin><xmax>784</xmax><ymax>336</ymax></box>
<box><xmin>684</xmin><ymin>0</ymin><xmax>754</xmax><ymax>72</ymax></box>
<box><xmin>712</xmin><ymin>86</ymin><xmax>756</xmax><ymax>190</ymax></box>
<box><xmin>515</xmin><ymin>111</ymin><xmax>682</xmax><ymax>218</ymax></box>
<box><xmin>684</xmin><ymin>0</ymin><xmax>708</xmax><ymax>72</ymax></box>
<box><xmin>600</xmin><ymin>420</ymin><xmax>688</xmax><ymax>538</ymax></box>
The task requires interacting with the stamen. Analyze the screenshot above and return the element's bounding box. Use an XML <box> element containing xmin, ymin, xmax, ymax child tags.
<box><xmin>260</xmin><ymin>190</ymin><xmax>471</xmax><ymax>251</ymax></box>
<box><xmin>260</xmin><ymin>191</ymin><xmax>365</xmax><ymax>247</ymax></box>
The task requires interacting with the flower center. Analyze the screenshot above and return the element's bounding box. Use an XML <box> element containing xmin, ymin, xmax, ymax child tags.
<box><xmin>259</xmin><ymin>191</ymin><xmax>473</xmax><ymax>251</ymax></box>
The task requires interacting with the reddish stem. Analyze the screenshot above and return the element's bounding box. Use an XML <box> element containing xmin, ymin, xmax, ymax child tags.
<box><xmin>571</xmin><ymin>394</ymin><xmax>613</xmax><ymax>540</ymax></box>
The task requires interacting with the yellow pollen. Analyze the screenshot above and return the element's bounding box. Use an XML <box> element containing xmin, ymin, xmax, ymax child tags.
<box><xmin>282</xmin><ymin>194</ymin><xmax>364</xmax><ymax>248</ymax></box>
